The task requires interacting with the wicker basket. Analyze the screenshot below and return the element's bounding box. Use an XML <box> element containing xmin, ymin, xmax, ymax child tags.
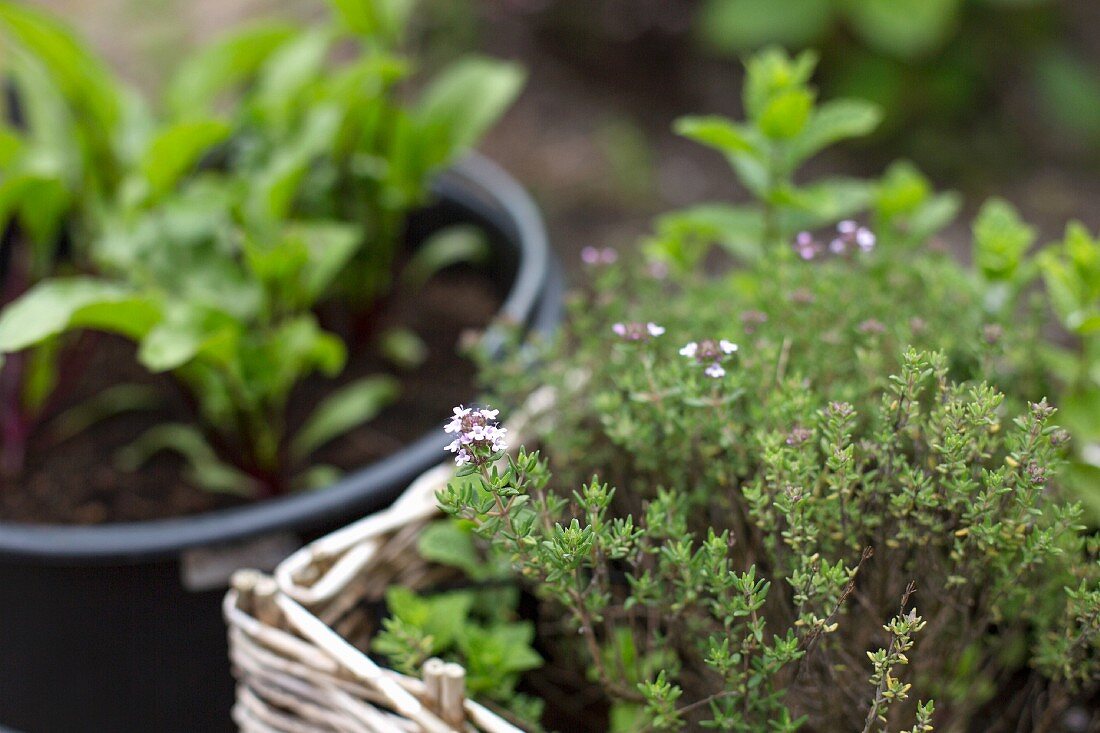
<box><xmin>225</xmin><ymin>394</ymin><xmax>554</xmax><ymax>733</ymax></box>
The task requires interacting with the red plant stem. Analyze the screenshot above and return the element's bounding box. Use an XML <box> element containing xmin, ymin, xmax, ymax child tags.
<box><xmin>0</xmin><ymin>351</ymin><xmax>28</xmax><ymax>477</ymax></box>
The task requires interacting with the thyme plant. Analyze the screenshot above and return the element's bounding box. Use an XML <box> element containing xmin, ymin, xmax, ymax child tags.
<box><xmin>415</xmin><ymin>48</ymin><xmax>1098</xmax><ymax>731</ymax></box>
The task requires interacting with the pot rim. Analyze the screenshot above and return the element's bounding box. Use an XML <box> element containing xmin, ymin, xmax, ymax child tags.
<box><xmin>0</xmin><ymin>154</ymin><xmax>563</xmax><ymax>564</ymax></box>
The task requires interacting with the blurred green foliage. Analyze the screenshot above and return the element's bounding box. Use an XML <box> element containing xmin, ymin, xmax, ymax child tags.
<box><xmin>698</xmin><ymin>0</ymin><xmax>1100</xmax><ymax>172</ymax></box>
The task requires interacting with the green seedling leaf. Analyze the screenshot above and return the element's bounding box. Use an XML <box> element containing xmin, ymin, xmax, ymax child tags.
<box><xmin>379</xmin><ymin>327</ymin><xmax>428</xmax><ymax>370</ymax></box>
<box><xmin>291</xmin><ymin>375</ymin><xmax>400</xmax><ymax>461</ymax></box>
<box><xmin>648</xmin><ymin>204</ymin><xmax>764</xmax><ymax>272</ymax></box>
<box><xmin>117</xmin><ymin>423</ymin><xmax>258</xmax><ymax>496</ymax></box>
<box><xmin>742</xmin><ymin>47</ymin><xmax>817</xmax><ymax>121</ymax></box>
<box><xmin>972</xmin><ymin>197</ymin><xmax>1036</xmax><ymax>282</ymax></box>
<box><xmin>385</xmin><ymin>586</ymin><xmax>475</xmax><ymax>651</ymax></box>
<box><xmin>140</xmin><ymin>119</ymin><xmax>232</xmax><ymax>199</ymax></box>
<box><xmin>776</xmin><ymin>177</ymin><xmax>875</xmax><ymax>228</ymax></box>
<box><xmin>674</xmin><ymin>116</ymin><xmax>759</xmax><ymax>158</ymax></box>
<box><xmin>0</xmin><ymin>278</ymin><xmax>158</xmax><ymax>353</ymax></box>
<box><xmin>247</xmin><ymin>104</ymin><xmax>342</xmax><ymax>221</ymax></box>
<box><xmin>4</xmin><ymin>49</ymin><xmax>80</xmax><ymax>177</ymax></box>
<box><xmin>908</xmin><ymin>192</ymin><xmax>962</xmax><ymax>240</ymax></box>
<box><xmin>47</xmin><ymin>384</ymin><xmax>162</xmax><ymax>444</ymax></box>
<box><xmin>401</xmin><ymin>224</ymin><xmax>490</xmax><ymax>290</ymax></box>
<box><xmin>791</xmin><ymin>99</ymin><xmax>881</xmax><ymax>163</ymax></box>
<box><xmin>458</xmin><ymin>621</ymin><xmax>543</xmax><ymax>689</ymax></box>
<box><xmin>417</xmin><ymin>57</ymin><xmax>524</xmax><ymax>163</ymax></box>
<box><xmin>329</xmin><ymin>0</ymin><xmax>414</xmax><ymax>44</ymax></box>
<box><xmin>874</xmin><ymin>161</ymin><xmax>960</xmax><ymax>242</ymax></box>
<box><xmin>757</xmin><ymin>88</ymin><xmax>814</xmax><ymax>140</ymax></box>
<box><xmin>296</xmin><ymin>221</ymin><xmax>362</xmax><ymax>300</ymax></box>
<box><xmin>165</xmin><ymin>22</ymin><xmax>297</xmax><ymax>119</ymax></box>
<box><xmin>0</xmin><ymin>1</ymin><xmax>122</xmax><ymax>134</ymax></box>
<box><xmin>417</xmin><ymin>520</ymin><xmax>486</xmax><ymax>580</ymax></box>
<box><xmin>253</xmin><ymin>28</ymin><xmax>333</xmax><ymax>127</ymax></box>
<box><xmin>0</xmin><ymin>125</ymin><xmax>22</xmax><ymax>165</ymax></box>
<box><xmin>137</xmin><ymin>303</ymin><xmax>239</xmax><ymax>373</ymax></box>
<box><xmin>20</xmin><ymin>338</ymin><xmax>61</xmax><ymax>414</ymax></box>
<box><xmin>2</xmin><ymin>170</ymin><xmax>70</xmax><ymax>251</ymax></box>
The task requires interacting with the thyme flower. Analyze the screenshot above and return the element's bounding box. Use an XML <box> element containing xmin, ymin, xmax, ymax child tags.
<box><xmin>445</xmin><ymin>406</ymin><xmax>507</xmax><ymax>467</ymax></box>
<box><xmin>794</xmin><ymin>221</ymin><xmax>876</xmax><ymax>261</ymax></box>
<box><xmin>613</xmin><ymin>322</ymin><xmax>666</xmax><ymax>341</ymax></box>
<box><xmin>680</xmin><ymin>339</ymin><xmax>738</xmax><ymax>378</ymax></box>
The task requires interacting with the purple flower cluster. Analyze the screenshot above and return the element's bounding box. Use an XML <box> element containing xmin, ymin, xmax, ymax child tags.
<box><xmin>613</xmin><ymin>321</ymin><xmax>666</xmax><ymax>341</ymax></box>
<box><xmin>794</xmin><ymin>221</ymin><xmax>876</xmax><ymax>261</ymax></box>
<box><xmin>680</xmin><ymin>338</ymin><xmax>739</xmax><ymax>378</ymax></box>
<box><xmin>581</xmin><ymin>246</ymin><xmax>619</xmax><ymax>266</ymax></box>
<box><xmin>445</xmin><ymin>406</ymin><xmax>508</xmax><ymax>467</ymax></box>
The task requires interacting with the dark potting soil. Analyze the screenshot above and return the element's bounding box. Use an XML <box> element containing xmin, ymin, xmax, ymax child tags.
<box><xmin>0</xmin><ymin>269</ymin><xmax>499</xmax><ymax>525</ymax></box>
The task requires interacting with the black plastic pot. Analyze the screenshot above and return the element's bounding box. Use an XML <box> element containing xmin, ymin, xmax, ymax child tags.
<box><xmin>0</xmin><ymin>155</ymin><xmax>563</xmax><ymax>733</ymax></box>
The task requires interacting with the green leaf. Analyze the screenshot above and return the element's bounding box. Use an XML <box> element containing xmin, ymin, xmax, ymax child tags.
<box><xmin>776</xmin><ymin>177</ymin><xmax>875</xmax><ymax>227</ymax></box>
<box><xmin>458</xmin><ymin>622</ymin><xmax>542</xmax><ymax>679</ymax></box>
<box><xmin>247</xmin><ymin>105</ymin><xmax>343</xmax><ymax>221</ymax></box>
<box><xmin>252</xmin><ymin>28</ymin><xmax>333</xmax><ymax>127</ymax></box>
<box><xmin>972</xmin><ymin>197</ymin><xmax>1036</xmax><ymax>282</ymax></box>
<box><xmin>165</xmin><ymin>22</ymin><xmax>297</xmax><ymax>119</ymax></box>
<box><xmin>291</xmin><ymin>221</ymin><xmax>363</xmax><ymax>300</ymax></box>
<box><xmin>401</xmin><ymin>224</ymin><xmax>490</xmax><ymax>290</ymax></box>
<box><xmin>0</xmin><ymin>278</ymin><xmax>158</xmax><ymax>353</ymax></box>
<box><xmin>742</xmin><ymin>47</ymin><xmax>817</xmax><ymax>121</ymax></box>
<box><xmin>47</xmin><ymin>384</ymin><xmax>161</xmax><ymax>444</ymax></box>
<box><xmin>137</xmin><ymin>303</ymin><xmax>239</xmax><ymax>373</ymax></box>
<box><xmin>417</xmin><ymin>57</ymin><xmax>524</xmax><ymax>163</ymax></box>
<box><xmin>791</xmin><ymin>99</ymin><xmax>881</xmax><ymax>162</ymax></box>
<box><xmin>757</xmin><ymin>88</ymin><xmax>814</xmax><ymax>140</ymax></box>
<box><xmin>908</xmin><ymin>192</ymin><xmax>962</xmax><ymax>240</ymax></box>
<box><xmin>417</xmin><ymin>521</ymin><xmax>486</xmax><ymax>580</ymax></box>
<box><xmin>385</xmin><ymin>586</ymin><xmax>474</xmax><ymax>651</ymax></box>
<box><xmin>4</xmin><ymin>48</ymin><xmax>80</xmax><ymax>177</ymax></box>
<box><xmin>843</xmin><ymin>0</ymin><xmax>959</xmax><ymax>59</ymax></box>
<box><xmin>697</xmin><ymin>0</ymin><xmax>832</xmax><ymax>54</ymax></box>
<box><xmin>378</xmin><ymin>327</ymin><xmax>428</xmax><ymax>370</ymax></box>
<box><xmin>649</xmin><ymin>204</ymin><xmax>764</xmax><ymax>271</ymax></box>
<box><xmin>117</xmin><ymin>423</ymin><xmax>258</xmax><ymax>496</ymax></box>
<box><xmin>329</xmin><ymin>0</ymin><xmax>415</xmax><ymax>44</ymax></box>
<box><xmin>674</xmin><ymin>116</ymin><xmax>759</xmax><ymax>158</ymax></box>
<box><xmin>291</xmin><ymin>375</ymin><xmax>400</xmax><ymax>461</ymax></box>
<box><xmin>140</xmin><ymin>119</ymin><xmax>232</xmax><ymax>199</ymax></box>
<box><xmin>3</xmin><ymin>171</ymin><xmax>70</xmax><ymax>250</ymax></box>
<box><xmin>0</xmin><ymin>1</ymin><xmax>123</xmax><ymax>135</ymax></box>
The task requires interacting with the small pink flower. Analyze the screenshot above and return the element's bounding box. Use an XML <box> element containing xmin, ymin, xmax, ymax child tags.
<box><xmin>581</xmin><ymin>246</ymin><xmax>618</xmax><ymax>265</ymax></box>
<box><xmin>648</xmin><ymin>260</ymin><xmax>670</xmax><ymax>280</ymax></box>
<box><xmin>794</xmin><ymin>231</ymin><xmax>820</xmax><ymax>260</ymax></box>
<box><xmin>794</xmin><ymin>223</ymin><xmax>876</xmax><ymax>259</ymax></box>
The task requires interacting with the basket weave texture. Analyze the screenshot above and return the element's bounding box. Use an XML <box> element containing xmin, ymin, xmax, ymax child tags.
<box><xmin>225</xmin><ymin>459</ymin><xmax>525</xmax><ymax>733</ymax></box>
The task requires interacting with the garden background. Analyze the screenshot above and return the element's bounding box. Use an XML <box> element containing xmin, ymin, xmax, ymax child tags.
<box><xmin>31</xmin><ymin>0</ymin><xmax>1100</xmax><ymax>272</ymax></box>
